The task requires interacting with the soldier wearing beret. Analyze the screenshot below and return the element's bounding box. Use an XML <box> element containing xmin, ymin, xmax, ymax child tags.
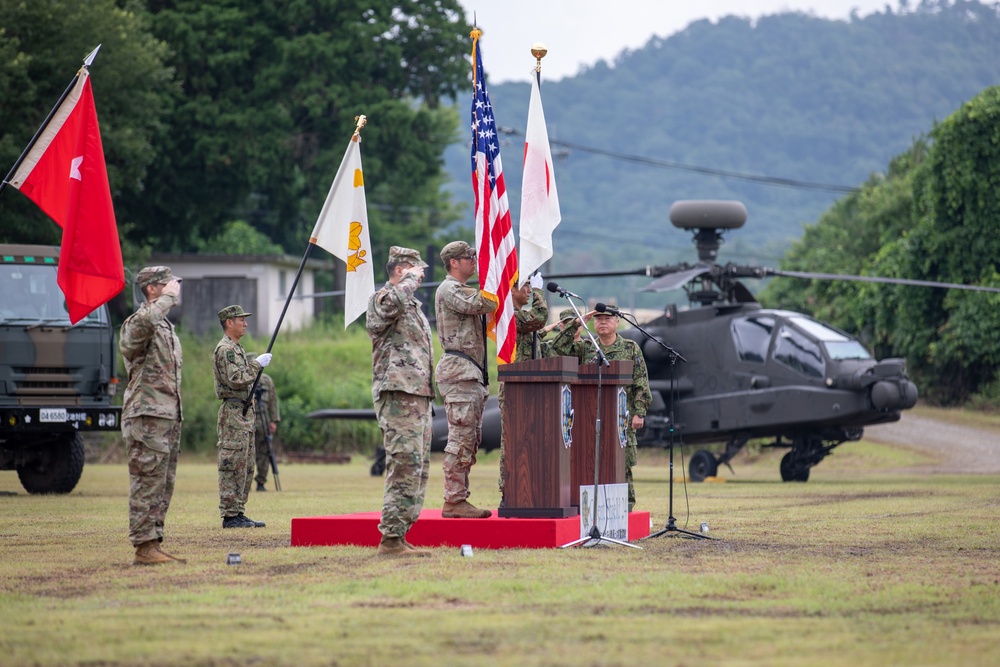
<box><xmin>120</xmin><ymin>266</ymin><xmax>185</xmax><ymax>565</ymax></box>
<box><xmin>366</xmin><ymin>246</ymin><xmax>434</xmax><ymax>557</ymax></box>
<box><xmin>434</xmin><ymin>240</ymin><xmax>497</xmax><ymax>519</ymax></box>
<box><xmin>213</xmin><ymin>305</ymin><xmax>272</xmax><ymax>528</ymax></box>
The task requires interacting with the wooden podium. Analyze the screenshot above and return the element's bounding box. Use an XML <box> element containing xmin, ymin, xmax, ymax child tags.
<box><xmin>570</xmin><ymin>360</ymin><xmax>633</xmax><ymax>507</ymax></box>
<box><xmin>497</xmin><ymin>356</ymin><xmax>579</xmax><ymax>518</ymax></box>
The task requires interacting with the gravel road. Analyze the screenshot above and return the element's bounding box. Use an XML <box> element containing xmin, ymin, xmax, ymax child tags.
<box><xmin>864</xmin><ymin>413</ymin><xmax>1000</xmax><ymax>474</ymax></box>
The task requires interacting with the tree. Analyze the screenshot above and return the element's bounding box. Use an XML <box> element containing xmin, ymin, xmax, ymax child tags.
<box><xmin>131</xmin><ymin>0</ymin><xmax>469</xmax><ymax>263</ymax></box>
<box><xmin>0</xmin><ymin>0</ymin><xmax>173</xmax><ymax>246</ymax></box>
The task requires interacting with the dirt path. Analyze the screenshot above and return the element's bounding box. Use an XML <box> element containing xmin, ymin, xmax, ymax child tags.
<box><xmin>864</xmin><ymin>413</ymin><xmax>1000</xmax><ymax>474</ymax></box>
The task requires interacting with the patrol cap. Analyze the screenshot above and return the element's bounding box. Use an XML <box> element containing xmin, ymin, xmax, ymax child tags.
<box><xmin>558</xmin><ymin>308</ymin><xmax>577</xmax><ymax>322</ymax></box>
<box><xmin>388</xmin><ymin>246</ymin><xmax>428</xmax><ymax>269</ymax></box>
<box><xmin>593</xmin><ymin>309</ymin><xmax>618</xmax><ymax>319</ymax></box>
<box><xmin>440</xmin><ymin>240</ymin><xmax>475</xmax><ymax>264</ymax></box>
<box><xmin>218</xmin><ymin>304</ymin><xmax>253</xmax><ymax>322</ymax></box>
<box><xmin>136</xmin><ymin>266</ymin><xmax>174</xmax><ymax>291</ymax></box>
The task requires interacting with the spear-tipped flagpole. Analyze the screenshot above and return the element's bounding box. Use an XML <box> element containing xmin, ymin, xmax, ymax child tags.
<box><xmin>242</xmin><ymin>115</ymin><xmax>368</xmax><ymax>415</ymax></box>
<box><xmin>0</xmin><ymin>45</ymin><xmax>102</xmax><ymax>197</ymax></box>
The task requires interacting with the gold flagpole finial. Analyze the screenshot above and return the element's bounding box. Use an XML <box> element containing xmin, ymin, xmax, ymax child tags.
<box><xmin>531</xmin><ymin>42</ymin><xmax>548</xmax><ymax>74</ymax></box>
<box><xmin>353</xmin><ymin>114</ymin><xmax>367</xmax><ymax>141</ymax></box>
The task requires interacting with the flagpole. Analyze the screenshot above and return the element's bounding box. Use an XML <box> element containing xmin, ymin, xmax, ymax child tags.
<box><xmin>0</xmin><ymin>45</ymin><xmax>101</xmax><ymax>197</ymax></box>
<box><xmin>242</xmin><ymin>116</ymin><xmax>368</xmax><ymax>416</ymax></box>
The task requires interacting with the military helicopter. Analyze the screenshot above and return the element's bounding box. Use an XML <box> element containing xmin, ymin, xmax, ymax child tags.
<box><xmin>551</xmin><ymin>199</ymin><xmax>1000</xmax><ymax>482</ymax></box>
<box><xmin>311</xmin><ymin>199</ymin><xmax>996</xmax><ymax>480</ymax></box>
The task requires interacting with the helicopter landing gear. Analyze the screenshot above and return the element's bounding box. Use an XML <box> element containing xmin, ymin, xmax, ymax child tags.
<box><xmin>779</xmin><ymin>452</ymin><xmax>810</xmax><ymax>482</ymax></box>
<box><xmin>688</xmin><ymin>450</ymin><xmax>718</xmax><ymax>481</ymax></box>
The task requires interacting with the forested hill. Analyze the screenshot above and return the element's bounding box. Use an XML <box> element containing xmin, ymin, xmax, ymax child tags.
<box><xmin>444</xmin><ymin>1</ymin><xmax>1000</xmax><ymax>283</ymax></box>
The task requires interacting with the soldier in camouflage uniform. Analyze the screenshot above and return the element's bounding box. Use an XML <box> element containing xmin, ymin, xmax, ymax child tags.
<box><xmin>214</xmin><ymin>305</ymin><xmax>271</xmax><ymax>528</ymax></box>
<box><xmin>249</xmin><ymin>368</ymin><xmax>280</xmax><ymax>492</ymax></box>
<box><xmin>555</xmin><ymin>310</ymin><xmax>651</xmax><ymax>511</ymax></box>
<box><xmin>366</xmin><ymin>246</ymin><xmax>435</xmax><ymax>557</ymax></box>
<box><xmin>435</xmin><ymin>240</ymin><xmax>497</xmax><ymax>519</ymax></box>
<box><xmin>497</xmin><ymin>279</ymin><xmax>549</xmax><ymax>499</ymax></box>
<box><xmin>120</xmin><ymin>266</ymin><xmax>185</xmax><ymax>566</ymax></box>
<box><xmin>542</xmin><ymin>308</ymin><xmax>595</xmax><ymax>362</ymax></box>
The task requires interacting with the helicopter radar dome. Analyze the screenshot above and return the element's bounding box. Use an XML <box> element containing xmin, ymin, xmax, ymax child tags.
<box><xmin>669</xmin><ymin>200</ymin><xmax>747</xmax><ymax>230</ymax></box>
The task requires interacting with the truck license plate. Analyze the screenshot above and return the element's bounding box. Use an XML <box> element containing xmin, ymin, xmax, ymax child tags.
<box><xmin>39</xmin><ymin>408</ymin><xmax>68</xmax><ymax>423</ymax></box>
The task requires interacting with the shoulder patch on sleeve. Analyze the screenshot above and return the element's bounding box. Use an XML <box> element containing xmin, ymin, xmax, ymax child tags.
<box><xmin>227</xmin><ymin>350</ymin><xmax>236</xmax><ymax>363</ymax></box>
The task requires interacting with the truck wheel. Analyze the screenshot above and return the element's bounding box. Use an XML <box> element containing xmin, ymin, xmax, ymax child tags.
<box><xmin>17</xmin><ymin>432</ymin><xmax>85</xmax><ymax>494</ymax></box>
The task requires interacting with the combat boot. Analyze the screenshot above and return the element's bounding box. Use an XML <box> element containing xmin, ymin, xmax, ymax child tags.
<box><xmin>376</xmin><ymin>536</ymin><xmax>426</xmax><ymax>558</ymax></box>
<box><xmin>256</xmin><ymin>483</ymin><xmax>266</xmax><ymax>492</ymax></box>
<box><xmin>223</xmin><ymin>514</ymin><xmax>256</xmax><ymax>528</ymax></box>
<box><xmin>133</xmin><ymin>540</ymin><xmax>174</xmax><ymax>565</ymax></box>
<box><xmin>156</xmin><ymin>544</ymin><xmax>188</xmax><ymax>564</ymax></box>
<box><xmin>441</xmin><ymin>500</ymin><xmax>492</xmax><ymax>519</ymax></box>
<box><xmin>402</xmin><ymin>539</ymin><xmax>432</xmax><ymax>557</ymax></box>
<box><xmin>239</xmin><ymin>513</ymin><xmax>266</xmax><ymax>527</ymax></box>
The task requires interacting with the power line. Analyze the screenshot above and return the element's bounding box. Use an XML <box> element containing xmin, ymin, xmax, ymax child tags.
<box><xmin>496</xmin><ymin>127</ymin><xmax>859</xmax><ymax>195</ymax></box>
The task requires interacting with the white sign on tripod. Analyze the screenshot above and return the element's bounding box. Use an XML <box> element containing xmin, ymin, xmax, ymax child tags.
<box><xmin>579</xmin><ymin>483</ymin><xmax>628</xmax><ymax>540</ymax></box>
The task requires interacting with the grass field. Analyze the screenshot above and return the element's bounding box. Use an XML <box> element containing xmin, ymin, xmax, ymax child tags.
<box><xmin>1</xmin><ymin>432</ymin><xmax>998</xmax><ymax>666</ymax></box>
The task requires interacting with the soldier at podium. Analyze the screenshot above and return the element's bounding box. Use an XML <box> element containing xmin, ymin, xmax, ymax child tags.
<box><xmin>497</xmin><ymin>277</ymin><xmax>549</xmax><ymax>502</ymax></box>
<box><xmin>554</xmin><ymin>309</ymin><xmax>651</xmax><ymax>511</ymax></box>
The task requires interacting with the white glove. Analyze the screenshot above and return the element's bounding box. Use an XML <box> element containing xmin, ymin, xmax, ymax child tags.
<box><xmin>529</xmin><ymin>273</ymin><xmax>543</xmax><ymax>290</ymax></box>
<box><xmin>256</xmin><ymin>352</ymin><xmax>272</xmax><ymax>368</ymax></box>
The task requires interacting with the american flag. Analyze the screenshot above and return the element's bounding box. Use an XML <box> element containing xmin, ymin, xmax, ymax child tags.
<box><xmin>470</xmin><ymin>29</ymin><xmax>518</xmax><ymax>363</ymax></box>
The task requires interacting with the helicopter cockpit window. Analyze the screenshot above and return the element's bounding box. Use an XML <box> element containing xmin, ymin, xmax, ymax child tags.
<box><xmin>731</xmin><ymin>316</ymin><xmax>775</xmax><ymax>363</ymax></box>
<box><xmin>773</xmin><ymin>324</ymin><xmax>824</xmax><ymax>378</ymax></box>
<box><xmin>788</xmin><ymin>316</ymin><xmax>871</xmax><ymax>361</ymax></box>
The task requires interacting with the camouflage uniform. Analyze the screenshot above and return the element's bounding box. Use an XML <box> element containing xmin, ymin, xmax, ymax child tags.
<box><xmin>213</xmin><ymin>308</ymin><xmax>262</xmax><ymax>520</ymax></box>
<box><xmin>543</xmin><ymin>308</ymin><xmax>592</xmax><ymax>362</ymax></box>
<box><xmin>498</xmin><ymin>287</ymin><xmax>549</xmax><ymax>496</ymax></box>
<box><xmin>252</xmin><ymin>373</ymin><xmax>280</xmax><ymax>488</ymax></box>
<box><xmin>120</xmin><ymin>267</ymin><xmax>183</xmax><ymax>547</ymax></box>
<box><xmin>550</xmin><ymin>315</ymin><xmax>651</xmax><ymax>508</ymax></box>
<box><xmin>434</xmin><ymin>273</ymin><xmax>496</xmax><ymax>505</ymax></box>
<box><xmin>366</xmin><ymin>247</ymin><xmax>434</xmax><ymax>540</ymax></box>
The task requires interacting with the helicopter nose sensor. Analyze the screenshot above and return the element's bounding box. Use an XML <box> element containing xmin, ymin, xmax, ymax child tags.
<box><xmin>871</xmin><ymin>379</ymin><xmax>919</xmax><ymax>411</ymax></box>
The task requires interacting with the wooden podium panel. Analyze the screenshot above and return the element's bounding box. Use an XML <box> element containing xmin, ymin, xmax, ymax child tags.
<box><xmin>497</xmin><ymin>357</ymin><xmax>579</xmax><ymax>518</ymax></box>
<box><xmin>570</xmin><ymin>360</ymin><xmax>634</xmax><ymax>506</ymax></box>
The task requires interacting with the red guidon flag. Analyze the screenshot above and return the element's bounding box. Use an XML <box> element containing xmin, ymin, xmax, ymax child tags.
<box><xmin>470</xmin><ymin>29</ymin><xmax>518</xmax><ymax>363</ymax></box>
<box><xmin>9</xmin><ymin>68</ymin><xmax>124</xmax><ymax>323</ymax></box>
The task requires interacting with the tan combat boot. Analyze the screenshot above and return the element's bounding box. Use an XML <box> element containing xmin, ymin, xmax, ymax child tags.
<box><xmin>441</xmin><ymin>500</ymin><xmax>492</xmax><ymax>519</ymax></box>
<box><xmin>133</xmin><ymin>540</ymin><xmax>174</xmax><ymax>566</ymax></box>
<box><xmin>156</xmin><ymin>544</ymin><xmax>188</xmax><ymax>564</ymax></box>
<box><xmin>376</xmin><ymin>536</ymin><xmax>425</xmax><ymax>558</ymax></box>
<box><xmin>402</xmin><ymin>538</ymin><xmax>432</xmax><ymax>557</ymax></box>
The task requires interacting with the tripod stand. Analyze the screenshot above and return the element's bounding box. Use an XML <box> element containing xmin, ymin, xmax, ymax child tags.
<box><xmin>644</xmin><ymin>353</ymin><xmax>712</xmax><ymax>541</ymax></box>
<box><xmin>547</xmin><ymin>293</ymin><xmax>640</xmax><ymax>549</ymax></box>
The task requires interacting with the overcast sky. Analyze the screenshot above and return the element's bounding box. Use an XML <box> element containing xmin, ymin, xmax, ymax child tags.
<box><xmin>456</xmin><ymin>1</ymin><xmax>899</xmax><ymax>83</ymax></box>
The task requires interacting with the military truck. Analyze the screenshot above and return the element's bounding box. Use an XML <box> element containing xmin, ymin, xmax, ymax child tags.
<box><xmin>0</xmin><ymin>244</ymin><xmax>121</xmax><ymax>494</ymax></box>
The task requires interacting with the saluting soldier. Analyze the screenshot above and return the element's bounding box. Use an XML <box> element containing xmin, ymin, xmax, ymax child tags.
<box><xmin>120</xmin><ymin>266</ymin><xmax>185</xmax><ymax>566</ymax></box>
<box><xmin>213</xmin><ymin>305</ymin><xmax>271</xmax><ymax>528</ymax></box>
<box><xmin>366</xmin><ymin>246</ymin><xmax>435</xmax><ymax>557</ymax></box>
<box><xmin>554</xmin><ymin>310</ymin><xmax>653</xmax><ymax>512</ymax></box>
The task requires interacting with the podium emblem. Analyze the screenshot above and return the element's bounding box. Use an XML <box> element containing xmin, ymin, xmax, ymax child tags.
<box><xmin>616</xmin><ymin>386</ymin><xmax>629</xmax><ymax>448</ymax></box>
<box><xmin>560</xmin><ymin>383</ymin><xmax>574</xmax><ymax>448</ymax></box>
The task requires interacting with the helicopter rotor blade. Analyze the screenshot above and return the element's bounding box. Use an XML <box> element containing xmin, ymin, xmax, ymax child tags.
<box><xmin>640</xmin><ymin>265</ymin><xmax>712</xmax><ymax>292</ymax></box>
<box><xmin>771</xmin><ymin>269</ymin><xmax>1000</xmax><ymax>293</ymax></box>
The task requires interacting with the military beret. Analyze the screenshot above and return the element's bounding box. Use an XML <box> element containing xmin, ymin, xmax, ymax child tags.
<box><xmin>218</xmin><ymin>304</ymin><xmax>252</xmax><ymax>322</ymax></box>
<box><xmin>440</xmin><ymin>240</ymin><xmax>475</xmax><ymax>264</ymax></box>
<box><xmin>388</xmin><ymin>246</ymin><xmax>428</xmax><ymax>269</ymax></box>
<box><xmin>136</xmin><ymin>266</ymin><xmax>173</xmax><ymax>291</ymax></box>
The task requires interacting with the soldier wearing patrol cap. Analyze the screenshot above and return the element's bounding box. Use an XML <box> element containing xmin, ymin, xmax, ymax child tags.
<box><xmin>434</xmin><ymin>240</ymin><xmax>497</xmax><ymax>519</ymax></box>
<box><xmin>120</xmin><ymin>266</ymin><xmax>185</xmax><ymax>565</ymax></box>
<box><xmin>366</xmin><ymin>246</ymin><xmax>435</xmax><ymax>557</ymax></box>
<box><xmin>213</xmin><ymin>305</ymin><xmax>272</xmax><ymax>528</ymax></box>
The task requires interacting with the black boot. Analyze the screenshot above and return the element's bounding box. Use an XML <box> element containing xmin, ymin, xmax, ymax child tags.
<box><xmin>256</xmin><ymin>483</ymin><xmax>266</xmax><ymax>492</ymax></box>
<box><xmin>239</xmin><ymin>513</ymin><xmax>266</xmax><ymax>528</ymax></box>
<box><xmin>222</xmin><ymin>515</ymin><xmax>256</xmax><ymax>528</ymax></box>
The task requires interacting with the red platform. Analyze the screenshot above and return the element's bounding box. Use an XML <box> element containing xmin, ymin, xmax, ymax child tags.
<box><xmin>291</xmin><ymin>510</ymin><xmax>651</xmax><ymax>549</ymax></box>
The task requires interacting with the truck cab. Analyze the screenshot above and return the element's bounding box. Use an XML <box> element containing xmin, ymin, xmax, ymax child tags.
<box><xmin>0</xmin><ymin>244</ymin><xmax>121</xmax><ymax>493</ymax></box>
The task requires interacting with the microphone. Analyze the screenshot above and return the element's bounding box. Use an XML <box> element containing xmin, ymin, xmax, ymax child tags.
<box><xmin>546</xmin><ymin>281</ymin><xmax>581</xmax><ymax>300</ymax></box>
<box><xmin>595</xmin><ymin>302</ymin><xmax>624</xmax><ymax>316</ymax></box>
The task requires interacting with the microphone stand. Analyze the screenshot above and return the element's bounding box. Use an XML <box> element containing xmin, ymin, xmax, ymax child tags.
<box><xmin>560</xmin><ymin>299</ymin><xmax>641</xmax><ymax>550</ymax></box>
<box><xmin>616</xmin><ymin>314</ymin><xmax>710</xmax><ymax>541</ymax></box>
